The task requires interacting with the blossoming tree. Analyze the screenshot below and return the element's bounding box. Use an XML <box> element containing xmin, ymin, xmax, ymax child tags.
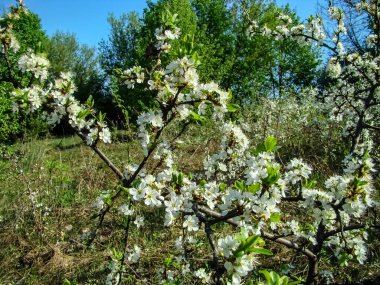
<box><xmin>248</xmin><ymin>0</ymin><xmax>380</xmax><ymax>155</ymax></box>
<box><xmin>2</xmin><ymin>1</ymin><xmax>379</xmax><ymax>285</ymax></box>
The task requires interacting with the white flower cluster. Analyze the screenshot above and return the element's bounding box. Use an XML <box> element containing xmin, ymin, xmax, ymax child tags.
<box><xmin>356</xmin><ymin>1</ymin><xmax>377</xmax><ymax>14</ymax></box>
<box><xmin>194</xmin><ymin>268</ymin><xmax>211</xmax><ymax>284</ymax></box>
<box><xmin>122</xmin><ymin>66</ymin><xmax>145</xmax><ymax>89</ymax></box>
<box><xmin>128</xmin><ymin>174</ymin><xmax>163</xmax><ymax>206</ymax></box>
<box><xmin>326</xmin><ymin>231</ymin><xmax>368</xmax><ymax>264</ymax></box>
<box><xmin>92</xmin><ymin>191</ymin><xmax>110</xmax><ymax>211</ymax></box>
<box><xmin>136</xmin><ymin>110</ymin><xmax>164</xmax><ymax>156</ymax></box>
<box><xmin>126</xmin><ymin>31</ymin><xmax>230</xmax><ymax>159</ymax></box>
<box><xmin>5</xmin><ymin>2</ymin><xmax>112</xmax><ymax>147</ymax></box>
<box><xmin>0</xmin><ymin>1</ymin><xmax>27</xmax><ymax>54</ymax></box>
<box><xmin>277</xmin><ymin>153</ymin><xmax>375</xmax><ymax>247</ymax></box>
<box><xmin>245</xmin><ymin>152</ymin><xmax>277</xmax><ymax>185</ymax></box>
<box><xmin>250</xmin><ymin>14</ymin><xmax>326</xmax><ymax>43</ymax></box>
<box><xmin>105</xmin><ymin>258</ymin><xmax>122</xmax><ymax>285</ymax></box>
<box><xmin>225</xmin><ymin>254</ymin><xmax>256</xmax><ymax>285</ymax></box>
<box><xmin>204</xmin><ymin>122</ymin><xmax>249</xmax><ymax>180</ymax></box>
<box><xmin>324</xmin><ymin>49</ymin><xmax>379</xmax><ymax>139</ymax></box>
<box><xmin>154</xmin><ymin>141</ymin><xmax>174</xmax><ymax>168</ymax></box>
<box><xmin>326</xmin><ymin>57</ymin><xmax>342</xmax><ymax>78</ymax></box>
<box><xmin>0</xmin><ymin>27</ymin><xmax>20</xmax><ymax>53</ymax></box>
<box><xmin>165</xmin><ymin>56</ymin><xmax>199</xmax><ymax>87</ymax></box>
<box><xmin>154</xmin><ymin>26</ymin><xmax>180</xmax><ymax>53</ymax></box>
<box><xmin>105</xmin><ymin>246</ymin><xmax>140</xmax><ymax>285</ymax></box>
<box><xmin>127</xmin><ymin>245</ymin><xmax>141</xmax><ymax>264</ymax></box>
<box><xmin>218</xmin><ymin>235</ymin><xmax>239</xmax><ymax>258</ymax></box>
<box><xmin>18</xmin><ymin>49</ymin><xmax>50</xmax><ymax>81</ymax></box>
<box><xmin>251</xmin><ymin>3</ymin><xmax>380</xmax><ymax>150</ymax></box>
<box><xmin>12</xmin><ymin>65</ymin><xmax>112</xmax><ymax>145</ymax></box>
<box><xmin>285</xmin><ymin>158</ymin><xmax>312</xmax><ymax>185</ymax></box>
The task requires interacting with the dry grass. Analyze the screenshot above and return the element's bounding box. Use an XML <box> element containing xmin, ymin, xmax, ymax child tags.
<box><xmin>0</xmin><ymin>123</ymin><xmax>378</xmax><ymax>284</ymax></box>
<box><xmin>0</xmin><ymin>125</ymin><xmax>222</xmax><ymax>284</ymax></box>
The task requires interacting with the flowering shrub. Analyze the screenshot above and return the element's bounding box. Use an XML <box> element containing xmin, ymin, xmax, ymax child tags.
<box><xmin>239</xmin><ymin>91</ymin><xmax>346</xmax><ymax>169</ymax></box>
<box><xmin>2</xmin><ymin>1</ymin><xmax>379</xmax><ymax>285</ymax></box>
<box><xmin>248</xmin><ymin>0</ymin><xmax>380</xmax><ymax>155</ymax></box>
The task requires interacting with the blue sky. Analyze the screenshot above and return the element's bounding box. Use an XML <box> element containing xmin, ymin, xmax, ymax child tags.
<box><xmin>0</xmin><ymin>0</ymin><xmax>320</xmax><ymax>47</ymax></box>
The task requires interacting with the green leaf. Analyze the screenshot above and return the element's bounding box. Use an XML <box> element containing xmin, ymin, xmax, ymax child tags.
<box><xmin>264</xmin><ymin>136</ymin><xmax>277</xmax><ymax>153</ymax></box>
<box><xmin>234</xmin><ymin>180</ymin><xmax>245</xmax><ymax>191</ymax></box>
<box><xmin>270</xmin><ymin>212</ymin><xmax>281</xmax><ymax>223</ymax></box>
<box><xmin>353</xmin><ymin>177</ymin><xmax>368</xmax><ymax>187</ymax></box>
<box><xmin>263</xmin><ymin>166</ymin><xmax>280</xmax><ymax>185</ymax></box>
<box><xmin>227</xmin><ymin>103</ymin><xmax>240</xmax><ymax>113</ymax></box>
<box><xmin>304</xmin><ymin>179</ymin><xmax>317</xmax><ymax>188</ymax></box>
<box><xmin>234</xmin><ymin>235</ymin><xmax>261</xmax><ymax>257</ymax></box>
<box><xmin>177</xmin><ymin>172</ymin><xmax>184</xmax><ymax>186</ymax></box>
<box><xmin>259</xmin><ymin>270</ymin><xmax>273</xmax><ymax>283</ymax></box>
<box><xmin>164</xmin><ymin>255</ymin><xmax>173</xmax><ymax>267</ymax></box>
<box><xmin>86</xmin><ymin>95</ymin><xmax>94</xmax><ymax>107</ymax></box>
<box><xmin>131</xmin><ymin>178</ymin><xmax>142</xmax><ymax>188</ymax></box>
<box><xmin>288</xmin><ymin>281</ymin><xmax>302</xmax><ymax>285</ymax></box>
<box><xmin>247</xmin><ymin>183</ymin><xmax>261</xmax><ymax>194</ymax></box>
<box><xmin>219</xmin><ymin>183</ymin><xmax>227</xmax><ymax>191</ymax></box>
<box><xmin>98</xmin><ymin>111</ymin><xmax>106</xmax><ymax>123</ymax></box>
<box><xmin>189</xmin><ymin>111</ymin><xmax>206</xmax><ymax>124</ymax></box>
<box><xmin>250</xmin><ymin>247</ymin><xmax>273</xmax><ymax>255</ymax></box>
<box><xmin>244</xmin><ymin>235</ymin><xmax>260</xmax><ymax>248</ymax></box>
<box><xmin>252</xmin><ymin>143</ymin><xmax>266</xmax><ymax>155</ymax></box>
<box><xmin>270</xmin><ymin>271</ymin><xmax>280</xmax><ymax>285</ymax></box>
<box><xmin>280</xmin><ymin>276</ymin><xmax>289</xmax><ymax>285</ymax></box>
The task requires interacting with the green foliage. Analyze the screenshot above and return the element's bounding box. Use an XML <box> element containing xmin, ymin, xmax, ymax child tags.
<box><xmin>263</xmin><ymin>165</ymin><xmax>281</xmax><ymax>186</ymax></box>
<box><xmin>47</xmin><ymin>31</ymin><xmax>106</xmax><ymax>112</ymax></box>
<box><xmin>142</xmin><ymin>0</ymin><xmax>197</xmax><ymax>54</ymax></box>
<box><xmin>215</xmin><ymin>1</ymin><xmax>321</xmax><ymax>100</ymax></box>
<box><xmin>99</xmin><ymin>12</ymin><xmax>142</xmax><ymax>74</ymax></box>
<box><xmin>191</xmin><ymin>0</ymin><xmax>236</xmax><ymax>84</ymax></box>
<box><xmin>63</xmin><ymin>279</ymin><xmax>78</xmax><ymax>285</ymax></box>
<box><xmin>0</xmin><ymin>82</ymin><xmax>20</xmax><ymax>142</ymax></box>
<box><xmin>171</xmin><ymin>171</ymin><xmax>185</xmax><ymax>187</ymax></box>
<box><xmin>8</xmin><ymin>9</ymin><xmax>48</xmax><ymax>54</ymax></box>
<box><xmin>99</xmin><ymin>0</ymin><xmax>198</xmax><ymax>123</ymax></box>
<box><xmin>234</xmin><ymin>233</ymin><xmax>273</xmax><ymax>258</ymax></box>
<box><xmin>0</xmin><ymin>7</ymin><xmax>49</xmax><ymax>141</ymax></box>
<box><xmin>189</xmin><ymin>111</ymin><xmax>206</xmax><ymax>125</ymax></box>
<box><xmin>257</xmin><ymin>270</ymin><xmax>302</xmax><ymax>285</ymax></box>
<box><xmin>269</xmin><ymin>212</ymin><xmax>281</xmax><ymax>223</ymax></box>
<box><xmin>98</xmin><ymin>0</ymin><xmax>321</xmax><ymax>127</ymax></box>
<box><xmin>227</xmin><ymin>103</ymin><xmax>241</xmax><ymax>113</ymax></box>
<box><xmin>0</xmin><ymin>8</ymin><xmax>48</xmax><ymax>84</ymax></box>
<box><xmin>253</xmin><ymin>136</ymin><xmax>278</xmax><ymax>154</ymax></box>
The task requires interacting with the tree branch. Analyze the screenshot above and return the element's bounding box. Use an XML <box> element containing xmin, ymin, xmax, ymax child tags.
<box><xmin>198</xmin><ymin>206</ymin><xmax>317</xmax><ymax>260</ymax></box>
<box><xmin>192</xmin><ymin>203</ymin><xmax>223</xmax><ymax>285</ymax></box>
<box><xmin>323</xmin><ymin>224</ymin><xmax>380</xmax><ymax>240</ymax></box>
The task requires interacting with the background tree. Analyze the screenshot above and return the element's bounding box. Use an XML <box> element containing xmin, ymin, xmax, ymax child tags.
<box><xmin>99</xmin><ymin>0</ymin><xmax>198</xmax><ymax>125</ymax></box>
<box><xmin>47</xmin><ymin>32</ymin><xmax>104</xmax><ymax>103</ymax></box>
<box><xmin>46</xmin><ymin>32</ymin><xmax>107</xmax><ymax>133</ymax></box>
<box><xmin>191</xmin><ymin>0</ymin><xmax>236</xmax><ymax>84</ymax></box>
<box><xmin>228</xmin><ymin>0</ymin><xmax>321</xmax><ymax>100</ymax></box>
<box><xmin>98</xmin><ymin>12</ymin><xmax>142</xmax><ymax>75</ymax></box>
<box><xmin>98</xmin><ymin>0</ymin><xmax>321</xmax><ymax>128</ymax></box>
<box><xmin>0</xmin><ymin>3</ymin><xmax>49</xmax><ymax>142</ymax></box>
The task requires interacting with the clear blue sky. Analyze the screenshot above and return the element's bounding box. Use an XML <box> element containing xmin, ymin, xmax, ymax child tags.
<box><xmin>0</xmin><ymin>0</ymin><xmax>320</xmax><ymax>47</ymax></box>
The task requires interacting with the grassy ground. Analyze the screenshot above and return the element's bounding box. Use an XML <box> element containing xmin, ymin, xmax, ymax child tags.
<box><xmin>0</xmin><ymin>124</ymin><xmax>223</xmax><ymax>285</ymax></box>
<box><xmin>0</xmin><ymin>123</ymin><xmax>379</xmax><ymax>284</ymax></box>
